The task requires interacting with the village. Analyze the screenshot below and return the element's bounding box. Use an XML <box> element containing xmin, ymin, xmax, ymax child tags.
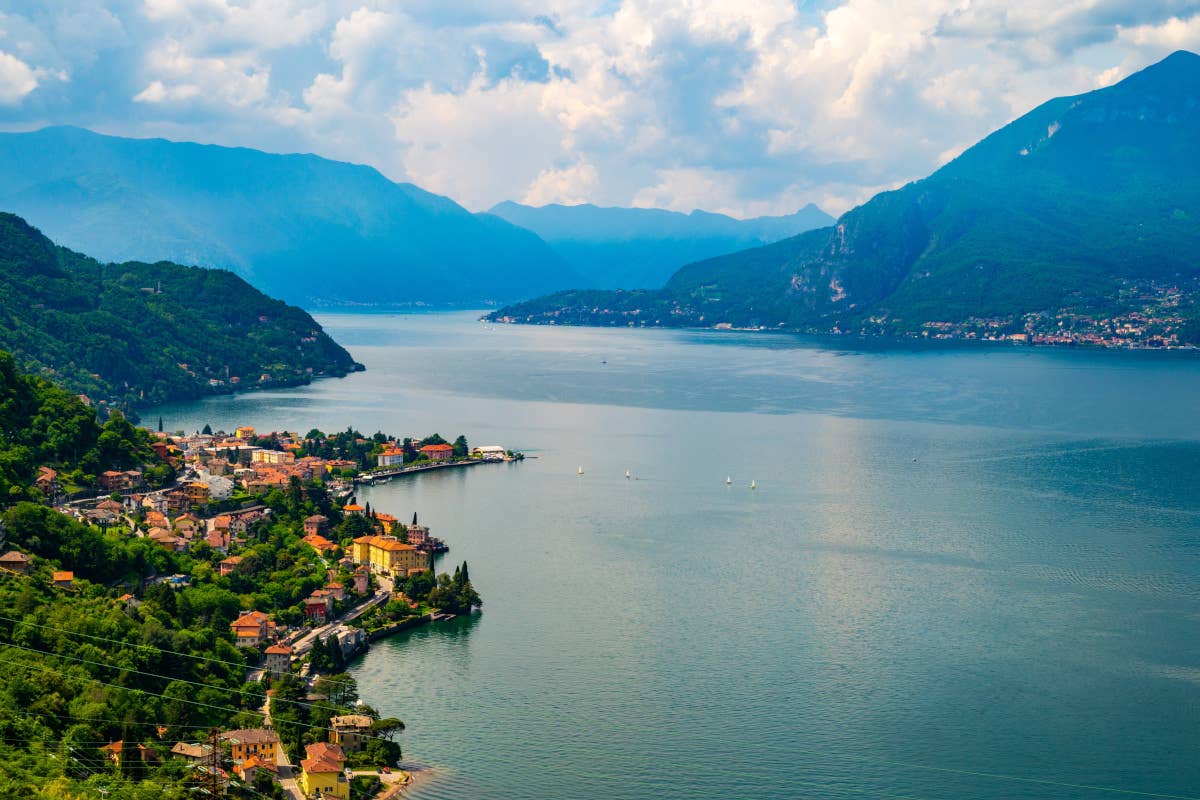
<box><xmin>1</xmin><ymin>424</ymin><xmax>504</xmax><ymax>800</ymax></box>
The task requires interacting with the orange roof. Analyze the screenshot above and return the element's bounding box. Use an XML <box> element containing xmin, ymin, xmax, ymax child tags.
<box><xmin>374</xmin><ymin>538</ymin><xmax>415</xmax><ymax>552</ymax></box>
<box><xmin>231</xmin><ymin>610</ymin><xmax>269</xmax><ymax>628</ymax></box>
<box><xmin>264</xmin><ymin>644</ymin><xmax>292</xmax><ymax>655</ymax></box>
<box><xmin>53</xmin><ymin>571</ymin><xmax>74</xmax><ymax>582</ymax></box>
<box><xmin>101</xmin><ymin>741</ymin><xmax>123</xmax><ymax>753</ymax></box>
<box><xmin>300</xmin><ymin>742</ymin><xmax>345</xmax><ymax>774</ymax></box>
<box><xmin>302</xmin><ymin>533</ymin><xmax>336</xmax><ymax>551</ymax></box>
<box><xmin>420</xmin><ymin>443</ymin><xmax>454</xmax><ymax>452</ymax></box>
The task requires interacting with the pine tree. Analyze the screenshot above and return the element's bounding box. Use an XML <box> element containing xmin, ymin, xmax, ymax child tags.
<box><xmin>157</xmin><ymin>416</ymin><xmax>163</xmax><ymax>432</ymax></box>
<box><xmin>202</xmin><ymin>423</ymin><xmax>213</xmax><ymax>435</ymax></box>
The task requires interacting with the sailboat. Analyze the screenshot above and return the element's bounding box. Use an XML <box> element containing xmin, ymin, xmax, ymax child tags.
<box><xmin>750</xmin><ymin>480</ymin><xmax>757</xmax><ymax>490</ymax></box>
<box><xmin>625</xmin><ymin>470</ymin><xmax>631</xmax><ymax>479</ymax></box>
<box><xmin>578</xmin><ymin>466</ymin><xmax>584</xmax><ymax>476</ymax></box>
<box><xmin>725</xmin><ymin>476</ymin><xmax>732</xmax><ymax>485</ymax></box>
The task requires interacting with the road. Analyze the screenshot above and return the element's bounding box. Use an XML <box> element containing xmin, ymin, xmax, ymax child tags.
<box><xmin>260</xmin><ymin>691</ymin><xmax>304</xmax><ymax>800</ymax></box>
<box><xmin>290</xmin><ymin>580</ymin><xmax>391</xmax><ymax>656</ymax></box>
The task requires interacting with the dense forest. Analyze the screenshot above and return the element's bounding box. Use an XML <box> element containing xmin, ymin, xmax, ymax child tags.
<box><xmin>0</xmin><ymin>350</ymin><xmax>165</xmax><ymax>502</ymax></box>
<box><xmin>0</xmin><ymin>212</ymin><xmax>361</xmax><ymax>411</ymax></box>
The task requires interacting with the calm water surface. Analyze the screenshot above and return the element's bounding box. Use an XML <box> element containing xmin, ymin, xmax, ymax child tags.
<box><xmin>152</xmin><ymin>312</ymin><xmax>1200</xmax><ymax>800</ymax></box>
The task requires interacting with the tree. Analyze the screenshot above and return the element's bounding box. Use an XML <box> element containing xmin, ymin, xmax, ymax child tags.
<box><xmin>452</xmin><ymin>435</ymin><xmax>468</xmax><ymax>458</ymax></box>
<box><xmin>157</xmin><ymin>416</ymin><xmax>163</xmax><ymax>432</ymax></box>
<box><xmin>201</xmin><ymin>423</ymin><xmax>213</xmax><ymax>435</ymax></box>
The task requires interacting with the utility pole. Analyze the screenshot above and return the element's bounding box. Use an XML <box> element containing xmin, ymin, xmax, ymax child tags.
<box><xmin>206</xmin><ymin>728</ymin><xmax>223</xmax><ymax>798</ymax></box>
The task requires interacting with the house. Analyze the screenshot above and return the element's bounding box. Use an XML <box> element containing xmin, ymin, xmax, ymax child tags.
<box><xmin>329</xmin><ymin>715</ymin><xmax>373</xmax><ymax>753</ymax></box>
<box><xmin>342</xmin><ymin>504</ymin><xmax>365</xmax><ymax>516</ymax></box>
<box><xmin>142</xmin><ymin>494</ymin><xmax>168</xmax><ymax>514</ymax></box>
<box><xmin>117</xmin><ymin>593</ymin><xmax>140</xmax><ymax>609</ymax></box>
<box><xmin>377</xmin><ymin>446</ymin><xmax>405</xmax><ymax>467</ymax></box>
<box><xmin>405</xmin><ymin>524</ymin><xmax>429</xmax><ymax>547</ymax></box>
<box><xmin>303</xmin><ymin>592</ymin><xmax>332</xmax><ymax>623</ymax></box>
<box><xmin>34</xmin><ymin>466</ymin><xmax>59</xmax><ymax>496</ymax></box>
<box><xmin>352</xmin><ymin>566</ymin><xmax>369</xmax><ymax>596</ymax></box>
<box><xmin>235</xmin><ymin>426</ymin><xmax>256</xmax><ymax>439</ymax></box>
<box><xmin>303</xmin><ymin>515</ymin><xmax>329</xmax><ymax>537</ymax></box>
<box><xmin>264</xmin><ymin>643</ymin><xmax>292</xmax><ymax>675</ymax></box>
<box><xmin>220</xmin><ymin>729</ymin><xmax>279</xmax><ymax>764</ymax></box>
<box><xmin>100</xmin><ymin>741</ymin><xmax>123</xmax><ymax>766</ymax></box>
<box><xmin>218</xmin><ymin>556</ymin><xmax>243</xmax><ymax>577</ymax></box>
<box><xmin>206</xmin><ymin>530</ymin><xmax>231</xmax><ymax>552</ymax></box>
<box><xmin>98</xmin><ymin>470</ymin><xmax>143</xmax><ymax>492</ymax></box>
<box><xmin>234</xmin><ymin>754</ymin><xmax>276</xmax><ymax>783</ymax></box>
<box><xmin>0</xmin><ymin>550</ymin><xmax>31</xmax><ymax>575</ymax></box>
<box><xmin>185</xmin><ymin>482</ymin><xmax>211</xmax><ymax>505</ymax></box>
<box><xmin>252</xmin><ymin>450</ymin><xmax>295</xmax><ymax>465</ymax></box>
<box><xmin>302</xmin><ymin>533</ymin><xmax>337</xmax><ymax>554</ymax></box>
<box><xmin>145</xmin><ymin>510</ymin><xmax>169</xmax><ymax>529</ymax></box>
<box><xmin>52</xmin><ymin>571</ymin><xmax>74</xmax><ymax>588</ymax></box>
<box><xmin>325</xmin><ymin>582</ymin><xmax>345</xmax><ymax>602</ymax></box>
<box><xmin>230</xmin><ymin>611</ymin><xmax>274</xmax><ymax>647</ymax></box>
<box><xmin>471</xmin><ymin>445</ymin><xmax>507</xmax><ymax>461</ymax></box>
<box><xmin>298</xmin><ymin>742</ymin><xmax>349</xmax><ymax>800</ymax></box>
<box><xmin>419</xmin><ymin>443</ymin><xmax>454</xmax><ymax>462</ymax></box>
<box><xmin>164</xmin><ymin>488</ymin><xmax>190</xmax><ymax>513</ymax></box>
<box><xmin>170</xmin><ymin>742</ymin><xmax>214</xmax><ymax>763</ymax></box>
<box><xmin>351</xmin><ymin>535</ymin><xmax>427</xmax><ymax>576</ymax></box>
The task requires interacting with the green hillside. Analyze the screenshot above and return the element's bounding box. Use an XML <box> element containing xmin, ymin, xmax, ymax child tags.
<box><xmin>491</xmin><ymin>51</ymin><xmax>1200</xmax><ymax>346</ymax></box>
<box><xmin>0</xmin><ymin>213</ymin><xmax>361</xmax><ymax>409</ymax></box>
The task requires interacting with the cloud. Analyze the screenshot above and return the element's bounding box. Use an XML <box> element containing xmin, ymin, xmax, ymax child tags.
<box><xmin>523</xmin><ymin>159</ymin><xmax>600</xmax><ymax>206</ymax></box>
<box><xmin>0</xmin><ymin>49</ymin><xmax>39</xmax><ymax>104</ymax></box>
<box><xmin>0</xmin><ymin>0</ymin><xmax>1198</xmax><ymax>216</ymax></box>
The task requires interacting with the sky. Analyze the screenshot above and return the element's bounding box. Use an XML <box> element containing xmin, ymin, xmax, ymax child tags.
<box><xmin>0</xmin><ymin>1</ymin><xmax>1198</xmax><ymax>218</ymax></box>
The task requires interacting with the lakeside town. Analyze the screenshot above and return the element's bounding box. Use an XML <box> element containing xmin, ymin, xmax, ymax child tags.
<box><xmin>0</xmin><ymin>419</ymin><xmax>516</xmax><ymax>800</ymax></box>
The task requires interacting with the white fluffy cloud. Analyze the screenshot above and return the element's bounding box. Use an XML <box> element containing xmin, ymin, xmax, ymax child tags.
<box><xmin>0</xmin><ymin>0</ymin><xmax>1198</xmax><ymax>215</ymax></box>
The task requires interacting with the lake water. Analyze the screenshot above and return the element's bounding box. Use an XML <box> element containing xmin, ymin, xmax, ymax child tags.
<box><xmin>151</xmin><ymin>312</ymin><xmax>1200</xmax><ymax>800</ymax></box>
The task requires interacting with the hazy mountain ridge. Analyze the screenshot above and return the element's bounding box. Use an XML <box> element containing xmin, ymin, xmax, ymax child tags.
<box><xmin>490</xmin><ymin>51</ymin><xmax>1200</xmax><ymax>344</ymax></box>
<box><xmin>0</xmin><ymin>212</ymin><xmax>361</xmax><ymax>408</ymax></box>
<box><xmin>0</xmin><ymin>126</ymin><xmax>578</xmax><ymax>307</ymax></box>
<box><xmin>488</xmin><ymin>200</ymin><xmax>834</xmax><ymax>289</ymax></box>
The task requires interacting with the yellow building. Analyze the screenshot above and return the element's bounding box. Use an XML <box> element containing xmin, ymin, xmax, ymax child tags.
<box><xmin>185</xmin><ymin>482</ymin><xmax>211</xmax><ymax>505</ymax></box>
<box><xmin>299</xmin><ymin>742</ymin><xmax>349</xmax><ymax>799</ymax></box>
<box><xmin>220</xmin><ymin>729</ymin><xmax>278</xmax><ymax>764</ymax></box>
<box><xmin>352</xmin><ymin>535</ymin><xmax>428</xmax><ymax>576</ymax></box>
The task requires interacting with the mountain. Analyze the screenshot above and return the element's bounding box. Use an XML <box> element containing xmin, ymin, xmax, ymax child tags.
<box><xmin>0</xmin><ymin>212</ymin><xmax>361</xmax><ymax>408</ymax></box>
<box><xmin>488</xmin><ymin>201</ymin><xmax>834</xmax><ymax>288</ymax></box>
<box><xmin>0</xmin><ymin>126</ymin><xmax>576</xmax><ymax>307</ymax></box>
<box><xmin>490</xmin><ymin>51</ymin><xmax>1200</xmax><ymax>346</ymax></box>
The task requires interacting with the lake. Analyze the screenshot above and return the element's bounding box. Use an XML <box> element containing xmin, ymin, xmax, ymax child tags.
<box><xmin>151</xmin><ymin>312</ymin><xmax>1200</xmax><ymax>800</ymax></box>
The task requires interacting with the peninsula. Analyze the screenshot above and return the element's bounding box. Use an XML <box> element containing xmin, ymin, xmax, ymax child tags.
<box><xmin>0</xmin><ymin>351</ymin><xmax>501</xmax><ymax>800</ymax></box>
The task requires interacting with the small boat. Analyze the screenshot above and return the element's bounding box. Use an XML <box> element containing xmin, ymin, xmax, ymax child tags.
<box><xmin>578</xmin><ymin>466</ymin><xmax>584</xmax><ymax>476</ymax></box>
<box><xmin>750</xmin><ymin>480</ymin><xmax>757</xmax><ymax>490</ymax></box>
<box><xmin>725</xmin><ymin>476</ymin><xmax>732</xmax><ymax>485</ymax></box>
<box><xmin>625</xmin><ymin>470</ymin><xmax>631</xmax><ymax>479</ymax></box>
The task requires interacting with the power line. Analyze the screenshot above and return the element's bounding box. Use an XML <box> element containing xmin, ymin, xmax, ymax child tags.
<box><xmin>0</xmin><ymin>609</ymin><xmax>358</xmax><ymax>690</ymax></box>
<box><xmin>0</xmin><ymin>639</ymin><xmax>338</xmax><ymax>717</ymax></box>
<box><xmin>0</xmin><ymin>651</ymin><xmax>394</xmax><ymax>745</ymax></box>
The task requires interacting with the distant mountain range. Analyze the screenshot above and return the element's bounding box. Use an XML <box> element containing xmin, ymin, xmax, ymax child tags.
<box><xmin>488</xmin><ymin>201</ymin><xmax>833</xmax><ymax>289</ymax></box>
<box><xmin>0</xmin><ymin>212</ymin><xmax>360</xmax><ymax>408</ymax></box>
<box><xmin>0</xmin><ymin>126</ymin><xmax>576</xmax><ymax>308</ymax></box>
<box><xmin>491</xmin><ymin>51</ymin><xmax>1200</xmax><ymax>347</ymax></box>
